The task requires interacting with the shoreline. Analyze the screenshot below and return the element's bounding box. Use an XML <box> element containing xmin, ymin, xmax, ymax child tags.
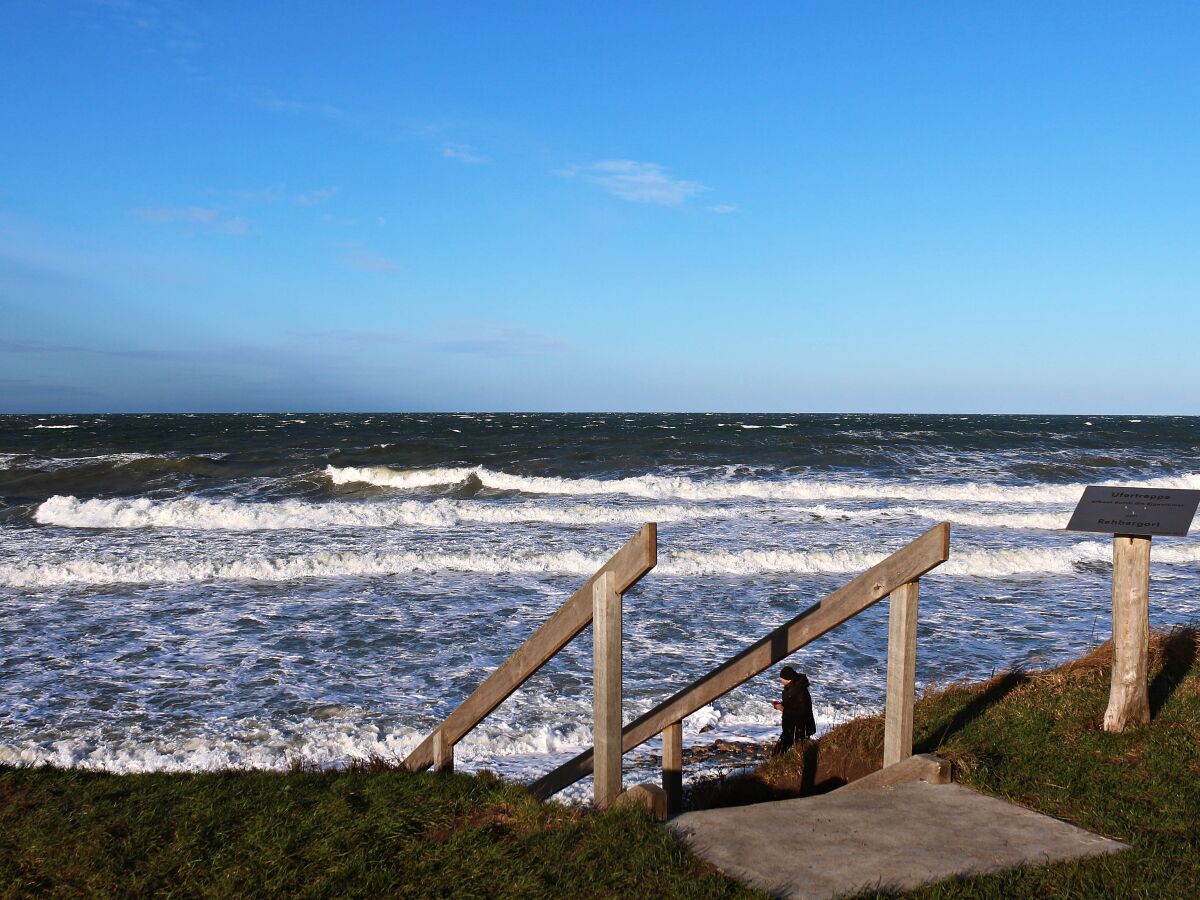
<box><xmin>3</xmin><ymin>626</ymin><xmax>1196</xmax><ymax>896</ymax></box>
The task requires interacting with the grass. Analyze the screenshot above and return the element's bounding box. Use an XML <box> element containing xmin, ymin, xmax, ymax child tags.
<box><xmin>2</xmin><ymin>628</ymin><xmax>1196</xmax><ymax>898</ymax></box>
<box><xmin>693</xmin><ymin>627</ymin><xmax>1200</xmax><ymax>898</ymax></box>
<box><xmin>0</xmin><ymin>762</ymin><xmax>759</xmax><ymax>898</ymax></box>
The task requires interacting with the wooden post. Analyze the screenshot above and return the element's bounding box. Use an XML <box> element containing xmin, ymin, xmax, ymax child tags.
<box><xmin>1104</xmin><ymin>534</ymin><xmax>1151</xmax><ymax>732</ymax></box>
<box><xmin>883</xmin><ymin>579</ymin><xmax>919</xmax><ymax>767</ymax></box>
<box><xmin>593</xmin><ymin>570</ymin><xmax>622</xmax><ymax>808</ymax></box>
<box><xmin>661</xmin><ymin>720</ymin><xmax>683</xmax><ymax>817</ymax></box>
<box><xmin>432</xmin><ymin>728</ymin><xmax>453</xmax><ymax>773</ymax></box>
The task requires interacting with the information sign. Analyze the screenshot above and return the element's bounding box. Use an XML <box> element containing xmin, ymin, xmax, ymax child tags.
<box><xmin>1066</xmin><ymin>486</ymin><xmax>1200</xmax><ymax>537</ymax></box>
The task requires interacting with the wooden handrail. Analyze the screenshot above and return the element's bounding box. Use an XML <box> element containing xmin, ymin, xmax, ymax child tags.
<box><xmin>404</xmin><ymin>523</ymin><xmax>657</xmax><ymax>772</ymax></box>
<box><xmin>529</xmin><ymin>522</ymin><xmax>950</xmax><ymax>800</ymax></box>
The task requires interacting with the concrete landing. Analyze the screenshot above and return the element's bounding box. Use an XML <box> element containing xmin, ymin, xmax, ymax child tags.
<box><xmin>668</xmin><ymin>781</ymin><xmax>1127</xmax><ymax>899</ymax></box>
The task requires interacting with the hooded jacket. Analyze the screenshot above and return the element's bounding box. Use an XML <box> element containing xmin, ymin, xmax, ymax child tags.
<box><xmin>780</xmin><ymin>675</ymin><xmax>817</xmax><ymax>739</ymax></box>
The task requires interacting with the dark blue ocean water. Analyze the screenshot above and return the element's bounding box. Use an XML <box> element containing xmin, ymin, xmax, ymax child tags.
<box><xmin>2</xmin><ymin>413</ymin><xmax>1198</xmax><ymax>797</ymax></box>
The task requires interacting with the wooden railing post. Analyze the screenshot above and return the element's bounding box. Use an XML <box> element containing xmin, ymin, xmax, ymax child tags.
<box><xmin>432</xmin><ymin>728</ymin><xmax>453</xmax><ymax>773</ymax></box>
<box><xmin>1104</xmin><ymin>534</ymin><xmax>1151</xmax><ymax>732</ymax></box>
<box><xmin>593</xmin><ymin>570</ymin><xmax>622</xmax><ymax>808</ymax></box>
<box><xmin>883</xmin><ymin>579</ymin><xmax>920</xmax><ymax>767</ymax></box>
<box><xmin>662</xmin><ymin>720</ymin><xmax>683</xmax><ymax>817</ymax></box>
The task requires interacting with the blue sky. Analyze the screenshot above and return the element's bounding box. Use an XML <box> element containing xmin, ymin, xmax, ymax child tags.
<box><xmin>2</xmin><ymin>1</ymin><xmax>1198</xmax><ymax>413</ymax></box>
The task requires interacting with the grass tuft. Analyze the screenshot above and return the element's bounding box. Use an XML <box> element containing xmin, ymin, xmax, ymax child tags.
<box><xmin>0</xmin><ymin>762</ymin><xmax>759</xmax><ymax>898</ymax></box>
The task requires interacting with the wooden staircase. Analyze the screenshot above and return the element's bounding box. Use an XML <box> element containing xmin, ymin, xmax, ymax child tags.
<box><xmin>407</xmin><ymin>521</ymin><xmax>951</xmax><ymax>815</ymax></box>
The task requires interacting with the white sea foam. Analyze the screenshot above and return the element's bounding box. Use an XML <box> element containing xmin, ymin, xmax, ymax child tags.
<box><xmin>902</xmin><ymin>506</ymin><xmax>1075</xmax><ymax>530</ymax></box>
<box><xmin>0</xmin><ymin>549</ymin><xmax>603</xmax><ymax>587</ymax></box>
<box><xmin>0</xmin><ymin>698</ymin><xmax>855</xmax><ymax>778</ymax></box>
<box><xmin>326</xmin><ymin>465</ymin><xmax>1200</xmax><ymax>506</ymax></box>
<box><xmin>6</xmin><ymin>541</ymin><xmax>1198</xmax><ymax>588</ymax></box>
<box><xmin>34</xmin><ymin>494</ymin><xmax>713</xmax><ymax>531</ymax></box>
<box><xmin>805</xmin><ymin>503</ymin><xmax>1076</xmax><ymax>531</ymax></box>
<box><xmin>31</xmin><ymin>424</ymin><xmax>79</xmax><ymax>429</ymax></box>
<box><xmin>35</xmin><ymin>494</ymin><xmax>1114</xmax><ymax>536</ymax></box>
<box><xmin>328</xmin><ymin>465</ymin><xmax>479</xmax><ymax>489</ymax></box>
<box><xmin>0</xmin><ymin>718</ymin><xmax>591</xmax><ymax>775</ymax></box>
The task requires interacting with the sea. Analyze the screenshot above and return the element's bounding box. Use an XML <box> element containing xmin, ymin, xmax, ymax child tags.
<box><xmin>2</xmin><ymin>413</ymin><xmax>1198</xmax><ymax>801</ymax></box>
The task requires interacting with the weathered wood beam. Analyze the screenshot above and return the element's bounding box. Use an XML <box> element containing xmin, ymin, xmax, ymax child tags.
<box><xmin>883</xmin><ymin>580</ymin><xmax>920</xmax><ymax>766</ymax></box>
<box><xmin>432</xmin><ymin>728</ymin><xmax>453</xmax><ymax>773</ymax></box>
<box><xmin>1103</xmin><ymin>534</ymin><xmax>1151</xmax><ymax>732</ymax></box>
<box><xmin>592</xmin><ymin>571</ymin><xmax>622</xmax><ymax>808</ymax></box>
<box><xmin>661</xmin><ymin>721</ymin><xmax>683</xmax><ymax>817</ymax></box>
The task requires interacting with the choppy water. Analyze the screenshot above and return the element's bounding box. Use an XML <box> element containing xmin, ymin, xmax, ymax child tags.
<box><xmin>2</xmin><ymin>413</ymin><xmax>1198</xmax><ymax>799</ymax></box>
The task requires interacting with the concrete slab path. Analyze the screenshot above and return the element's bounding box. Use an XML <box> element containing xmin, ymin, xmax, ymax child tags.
<box><xmin>668</xmin><ymin>781</ymin><xmax>1127</xmax><ymax>899</ymax></box>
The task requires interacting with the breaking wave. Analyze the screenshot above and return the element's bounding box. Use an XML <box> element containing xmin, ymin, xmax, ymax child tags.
<box><xmin>6</xmin><ymin>541</ymin><xmax>1199</xmax><ymax>588</ymax></box>
<box><xmin>34</xmin><ymin>495</ymin><xmax>711</xmax><ymax>530</ymax></box>
<box><xmin>326</xmin><ymin>465</ymin><xmax>1200</xmax><ymax>506</ymax></box>
<box><xmin>35</xmin><ymin>495</ymin><xmax>1093</xmax><ymax>533</ymax></box>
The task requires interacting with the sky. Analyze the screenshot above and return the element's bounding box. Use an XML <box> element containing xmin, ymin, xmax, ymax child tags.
<box><xmin>1</xmin><ymin>1</ymin><xmax>1198</xmax><ymax>413</ymax></box>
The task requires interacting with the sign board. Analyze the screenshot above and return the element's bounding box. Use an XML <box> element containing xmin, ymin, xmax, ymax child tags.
<box><xmin>1066</xmin><ymin>486</ymin><xmax>1200</xmax><ymax>537</ymax></box>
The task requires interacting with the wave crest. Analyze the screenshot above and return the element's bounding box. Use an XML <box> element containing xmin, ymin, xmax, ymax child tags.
<box><xmin>325</xmin><ymin>465</ymin><xmax>1200</xmax><ymax>505</ymax></box>
<box><xmin>6</xmin><ymin>541</ymin><xmax>1198</xmax><ymax>588</ymax></box>
<box><xmin>34</xmin><ymin>495</ymin><xmax>709</xmax><ymax>530</ymax></box>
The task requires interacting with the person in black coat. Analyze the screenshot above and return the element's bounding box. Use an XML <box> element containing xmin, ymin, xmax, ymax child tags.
<box><xmin>771</xmin><ymin>665</ymin><xmax>816</xmax><ymax>755</ymax></box>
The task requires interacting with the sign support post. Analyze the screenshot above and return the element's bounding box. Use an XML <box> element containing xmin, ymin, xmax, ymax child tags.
<box><xmin>1067</xmin><ymin>486</ymin><xmax>1200</xmax><ymax>733</ymax></box>
<box><xmin>1103</xmin><ymin>534</ymin><xmax>1151</xmax><ymax>732</ymax></box>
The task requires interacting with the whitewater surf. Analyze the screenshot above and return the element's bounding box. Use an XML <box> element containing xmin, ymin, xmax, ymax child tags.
<box><xmin>3</xmin><ymin>412</ymin><xmax>1199</xmax><ymax>800</ymax></box>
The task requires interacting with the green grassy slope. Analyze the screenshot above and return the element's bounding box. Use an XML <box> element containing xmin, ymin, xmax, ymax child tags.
<box><xmin>0</xmin><ymin>764</ymin><xmax>758</xmax><ymax>899</ymax></box>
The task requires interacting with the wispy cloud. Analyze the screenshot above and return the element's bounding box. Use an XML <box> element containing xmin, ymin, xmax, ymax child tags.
<box><xmin>709</xmin><ymin>204</ymin><xmax>738</xmax><ymax>214</ymax></box>
<box><xmin>0</xmin><ymin>337</ymin><xmax>253</xmax><ymax>363</ymax></box>
<box><xmin>0</xmin><ymin>212</ymin><xmax>201</xmax><ymax>286</ymax></box>
<box><xmin>0</xmin><ymin>339</ymin><xmax>85</xmax><ymax>354</ymax></box>
<box><xmin>252</xmin><ymin>91</ymin><xmax>347</xmax><ymax>121</ymax></box>
<box><xmin>429</xmin><ymin>321</ymin><xmax>569</xmax><ymax>357</ymax></box>
<box><xmin>303</xmin><ymin>321</ymin><xmax>570</xmax><ymax>357</ymax></box>
<box><xmin>132</xmin><ymin>206</ymin><xmax>249</xmax><ymax>235</ymax></box>
<box><xmin>91</xmin><ymin>0</ymin><xmax>187</xmax><ymax>34</ymax></box>
<box><xmin>0</xmin><ymin>376</ymin><xmax>101</xmax><ymax>407</ymax></box>
<box><xmin>341</xmin><ymin>249</ymin><xmax>402</xmax><ymax>273</ymax></box>
<box><xmin>228</xmin><ymin>184</ymin><xmax>286</xmax><ymax>203</ymax></box>
<box><xmin>557</xmin><ymin>159</ymin><xmax>708</xmax><ymax>206</ymax></box>
<box><xmin>87</xmin><ymin>0</ymin><xmax>206</xmax><ymax>80</ymax></box>
<box><xmin>294</xmin><ymin>186</ymin><xmax>339</xmax><ymax>206</ymax></box>
<box><xmin>441</xmin><ymin>142</ymin><xmax>487</xmax><ymax>164</ymax></box>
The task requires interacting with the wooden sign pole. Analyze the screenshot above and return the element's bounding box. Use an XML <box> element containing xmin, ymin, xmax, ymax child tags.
<box><xmin>1103</xmin><ymin>534</ymin><xmax>1152</xmax><ymax>733</ymax></box>
<box><xmin>1068</xmin><ymin>485</ymin><xmax>1199</xmax><ymax>733</ymax></box>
